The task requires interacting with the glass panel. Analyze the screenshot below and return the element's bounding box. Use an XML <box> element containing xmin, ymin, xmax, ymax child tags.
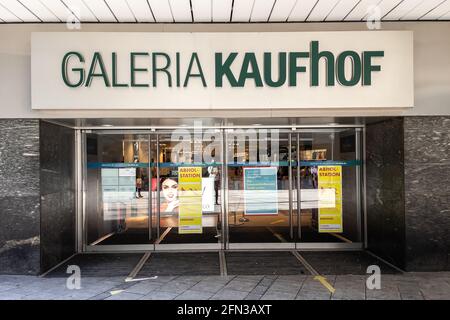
<box><xmin>298</xmin><ymin>129</ymin><xmax>360</xmax><ymax>243</ymax></box>
<box><xmin>155</xmin><ymin>131</ymin><xmax>223</xmax><ymax>245</ymax></box>
<box><xmin>227</xmin><ymin>130</ymin><xmax>295</xmax><ymax>243</ymax></box>
<box><xmin>85</xmin><ymin>133</ymin><xmax>152</xmax><ymax>245</ymax></box>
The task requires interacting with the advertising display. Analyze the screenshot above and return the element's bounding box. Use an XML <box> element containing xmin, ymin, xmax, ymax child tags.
<box><xmin>178</xmin><ymin>167</ymin><xmax>203</xmax><ymax>234</ymax></box>
<box><xmin>243</xmin><ymin>167</ymin><xmax>278</xmax><ymax>215</ymax></box>
<box><xmin>101</xmin><ymin>167</ymin><xmax>136</xmax><ymax>220</ymax></box>
<box><xmin>317</xmin><ymin>166</ymin><xmax>343</xmax><ymax>233</ymax></box>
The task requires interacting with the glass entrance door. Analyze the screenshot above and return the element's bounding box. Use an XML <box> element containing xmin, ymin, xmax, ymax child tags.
<box><xmin>154</xmin><ymin>131</ymin><xmax>222</xmax><ymax>250</ymax></box>
<box><xmin>84</xmin><ymin>132</ymin><xmax>153</xmax><ymax>249</ymax></box>
<box><xmin>226</xmin><ymin>130</ymin><xmax>297</xmax><ymax>249</ymax></box>
<box><xmin>82</xmin><ymin>127</ymin><xmax>363</xmax><ymax>251</ymax></box>
<box><xmin>296</xmin><ymin>128</ymin><xmax>363</xmax><ymax>248</ymax></box>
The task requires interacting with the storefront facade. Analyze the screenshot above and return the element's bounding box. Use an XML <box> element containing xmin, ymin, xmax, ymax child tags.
<box><xmin>0</xmin><ymin>21</ymin><xmax>449</xmax><ymax>275</ymax></box>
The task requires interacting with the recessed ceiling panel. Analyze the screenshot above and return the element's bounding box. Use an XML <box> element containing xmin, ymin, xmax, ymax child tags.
<box><xmin>232</xmin><ymin>0</ymin><xmax>254</xmax><ymax>22</ymax></box>
<box><xmin>62</xmin><ymin>0</ymin><xmax>97</xmax><ymax>22</ymax></box>
<box><xmin>250</xmin><ymin>0</ymin><xmax>275</xmax><ymax>22</ymax></box>
<box><xmin>269</xmin><ymin>0</ymin><xmax>297</xmax><ymax>22</ymax></box>
<box><xmin>37</xmin><ymin>0</ymin><xmax>76</xmax><ymax>22</ymax></box>
<box><xmin>104</xmin><ymin>0</ymin><xmax>135</xmax><ymax>22</ymax></box>
<box><xmin>438</xmin><ymin>9</ymin><xmax>450</xmax><ymax>19</ymax></box>
<box><xmin>288</xmin><ymin>0</ymin><xmax>318</xmax><ymax>22</ymax></box>
<box><xmin>192</xmin><ymin>0</ymin><xmax>211</xmax><ymax>22</ymax></box>
<box><xmin>212</xmin><ymin>0</ymin><xmax>232</xmax><ymax>22</ymax></box>
<box><xmin>169</xmin><ymin>0</ymin><xmax>191</xmax><ymax>22</ymax></box>
<box><xmin>326</xmin><ymin>0</ymin><xmax>359</xmax><ymax>21</ymax></box>
<box><xmin>384</xmin><ymin>0</ymin><xmax>423</xmax><ymax>20</ymax></box>
<box><xmin>0</xmin><ymin>0</ymin><xmax>39</xmax><ymax>22</ymax></box>
<box><xmin>19</xmin><ymin>0</ymin><xmax>59</xmax><ymax>22</ymax></box>
<box><xmin>367</xmin><ymin>0</ymin><xmax>403</xmax><ymax>19</ymax></box>
<box><xmin>401</xmin><ymin>0</ymin><xmax>445</xmax><ymax>20</ymax></box>
<box><xmin>0</xmin><ymin>2</ymin><xmax>20</xmax><ymax>22</ymax></box>
<box><xmin>131</xmin><ymin>0</ymin><xmax>156</xmax><ymax>22</ymax></box>
<box><xmin>82</xmin><ymin>0</ymin><xmax>116</xmax><ymax>22</ymax></box>
<box><xmin>344</xmin><ymin>0</ymin><xmax>382</xmax><ymax>21</ymax></box>
<box><xmin>307</xmin><ymin>0</ymin><xmax>341</xmax><ymax>21</ymax></box>
<box><xmin>422</xmin><ymin>0</ymin><xmax>450</xmax><ymax>19</ymax></box>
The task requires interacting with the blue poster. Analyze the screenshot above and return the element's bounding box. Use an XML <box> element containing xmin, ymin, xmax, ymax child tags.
<box><xmin>244</xmin><ymin>167</ymin><xmax>278</xmax><ymax>215</ymax></box>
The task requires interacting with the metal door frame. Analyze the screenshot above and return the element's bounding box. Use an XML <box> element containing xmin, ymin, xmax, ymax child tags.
<box><xmin>78</xmin><ymin>125</ymin><xmax>364</xmax><ymax>253</ymax></box>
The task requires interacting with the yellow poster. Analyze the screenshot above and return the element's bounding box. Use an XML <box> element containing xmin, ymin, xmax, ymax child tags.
<box><xmin>178</xmin><ymin>167</ymin><xmax>203</xmax><ymax>234</ymax></box>
<box><xmin>318</xmin><ymin>166</ymin><xmax>343</xmax><ymax>233</ymax></box>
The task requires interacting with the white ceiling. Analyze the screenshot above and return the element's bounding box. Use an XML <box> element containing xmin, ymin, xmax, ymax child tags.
<box><xmin>0</xmin><ymin>0</ymin><xmax>449</xmax><ymax>23</ymax></box>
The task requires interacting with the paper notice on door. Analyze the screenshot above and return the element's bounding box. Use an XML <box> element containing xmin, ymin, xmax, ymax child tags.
<box><xmin>178</xmin><ymin>167</ymin><xmax>203</xmax><ymax>234</ymax></box>
<box><xmin>318</xmin><ymin>166</ymin><xmax>343</xmax><ymax>233</ymax></box>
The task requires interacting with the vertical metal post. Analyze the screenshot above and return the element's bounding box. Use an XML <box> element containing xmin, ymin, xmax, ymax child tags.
<box><xmin>362</xmin><ymin>127</ymin><xmax>368</xmax><ymax>248</ymax></box>
<box><xmin>356</xmin><ymin>128</ymin><xmax>362</xmax><ymax>244</ymax></box>
<box><xmin>222</xmin><ymin>130</ymin><xmax>229</xmax><ymax>248</ymax></box>
<box><xmin>75</xmin><ymin>129</ymin><xmax>83</xmax><ymax>252</ymax></box>
<box><xmin>156</xmin><ymin>134</ymin><xmax>160</xmax><ymax>239</ymax></box>
<box><xmin>297</xmin><ymin>133</ymin><xmax>301</xmax><ymax>241</ymax></box>
<box><xmin>81</xmin><ymin>130</ymin><xmax>88</xmax><ymax>252</ymax></box>
<box><xmin>148</xmin><ymin>134</ymin><xmax>152</xmax><ymax>241</ymax></box>
<box><xmin>288</xmin><ymin>134</ymin><xmax>293</xmax><ymax>239</ymax></box>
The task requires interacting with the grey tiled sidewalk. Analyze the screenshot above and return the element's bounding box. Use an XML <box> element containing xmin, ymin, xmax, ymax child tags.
<box><xmin>0</xmin><ymin>273</ymin><xmax>449</xmax><ymax>300</ymax></box>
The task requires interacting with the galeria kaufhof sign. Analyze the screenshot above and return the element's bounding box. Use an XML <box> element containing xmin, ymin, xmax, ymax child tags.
<box><xmin>61</xmin><ymin>41</ymin><xmax>383</xmax><ymax>88</ymax></box>
<box><xmin>31</xmin><ymin>32</ymin><xmax>414</xmax><ymax>109</ymax></box>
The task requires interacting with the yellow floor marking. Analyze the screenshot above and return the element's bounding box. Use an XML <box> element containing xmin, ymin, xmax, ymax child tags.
<box><xmin>314</xmin><ymin>276</ymin><xmax>336</xmax><ymax>294</ymax></box>
<box><xmin>269</xmin><ymin>219</ymin><xmax>285</xmax><ymax>225</ymax></box>
<box><xmin>110</xmin><ymin>290</ymin><xmax>124</xmax><ymax>295</ymax></box>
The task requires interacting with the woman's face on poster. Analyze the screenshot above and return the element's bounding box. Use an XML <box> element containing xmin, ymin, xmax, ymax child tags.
<box><xmin>162</xmin><ymin>178</ymin><xmax>178</xmax><ymax>202</ymax></box>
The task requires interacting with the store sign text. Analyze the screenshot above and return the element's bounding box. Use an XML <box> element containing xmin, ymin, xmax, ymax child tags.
<box><xmin>61</xmin><ymin>41</ymin><xmax>384</xmax><ymax>89</ymax></box>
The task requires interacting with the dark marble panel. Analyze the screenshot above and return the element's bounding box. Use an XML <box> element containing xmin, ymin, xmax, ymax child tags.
<box><xmin>0</xmin><ymin>119</ymin><xmax>40</xmax><ymax>275</ymax></box>
<box><xmin>40</xmin><ymin>121</ymin><xmax>76</xmax><ymax>273</ymax></box>
<box><xmin>0</xmin><ymin>119</ymin><xmax>40</xmax><ymax>196</ymax></box>
<box><xmin>365</xmin><ymin>118</ymin><xmax>406</xmax><ymax>269</ymax></box>
<box><xmin>404</xmin><ymin>117</ymin><xmax>450</xmax><ymax>271</ymax></box>
<box><xmin>404</xmin><ymin>117</ymin><xmax>450</xmax><ymax>164</ymax></box>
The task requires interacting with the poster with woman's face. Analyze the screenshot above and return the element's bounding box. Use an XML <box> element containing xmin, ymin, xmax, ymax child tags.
<box><xmin>161</xmin><ymin>177</ymin><xmax>179</xmax><ymax>213</ymax></box>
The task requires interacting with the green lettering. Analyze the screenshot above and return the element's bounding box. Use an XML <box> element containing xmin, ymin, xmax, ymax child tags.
<box><xmin>288</xmin><ymin>52</ymin><xmax>309</xmax><ymax>86</ymax></box>
<box><xmin>183</xmin><ymin>53</ymin><xmax>207</xmax><ymax>87</ymax></box>
<box><xmin>85</xmin><ymin>52</ymin><xmax>110</xmax><ymax>87</ymax></box>
<box><xmin>311</xmin><ymin>41</ymin><xmax>335</xmax><ymax>86</ymax></box>
<box><xmin>130</xmin><ymin>52</ymin><xmax>149</xmax><ymax>87</ymax></box>
<box><xmin>238</xmin><ymin>53</ymin><xmax>263</xmax><ymax>87</ymax></box>
<box><xmin>112</xmin><ymin>52</ymin><xmax>128</xmax><ymax>87</ymax></box>
<box><xmin>215</xmin><ymin>53</ymin><xmax>238</xmax><ymax>87</ymax></box>
<box><xmin>336</xmin><ymin>51</ymin><xmax>361</xmax><ymax>86</ymax></box>
<box><xmin>152</xmin><ymin>52</ymin><xmax>172</xmax><ymax>87</ymax></box>
<box><xmin>363</xmin><ymin>51</ymin><xmax>384</xmax><ymax>86</ymax></box>
<box><xmin>263</xmin><ymin>52</ymin><xmax>286</xmax><ymax>87</ymax></box>
<box><xmin>61</xmin><ymin>51</ymin><xmax>85</xmax><ymax>87</ymax></box>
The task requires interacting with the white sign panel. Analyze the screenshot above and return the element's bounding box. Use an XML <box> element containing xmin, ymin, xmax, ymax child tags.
<box><xmin>31</xmin><ymin>31</ymin><xmax>413</xmax><ymax>109</ymax></box>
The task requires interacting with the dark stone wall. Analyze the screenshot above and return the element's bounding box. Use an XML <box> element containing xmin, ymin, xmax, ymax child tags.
<box><xmin>40</xmin><ymin>121</ymin><xmax>76</xmax><ymax>273</ymax></box>
<box><xmin>365</xmin><ymin>118</ymin><xmax>406</xmax><ymax>269</ymax></box>
<box><xmin>404</xmin><ymin>117</ymin><xmax>450</xmax><ymax>271</ymax></box>
<box><xmin>0</xmin><ymin>119</ymin><xmax>41</xmax><ymax>275</ymax></box>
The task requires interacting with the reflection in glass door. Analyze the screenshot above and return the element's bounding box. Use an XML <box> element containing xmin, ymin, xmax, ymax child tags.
<box><xmin>226</xmin><ymin>130</ymin><xmax>296</xmax><ymax>249</ymax></box>
<box><xmin>154</xmin><ymin>131</ymin><xmax>222</xmax><ymax>249</ymax></box>
<box><xmin>82</xmin><ymin>127</ymin><xmax>363</xmax><ymax>251</ymax></box>
<box><xmin>296</xmin><ymin>128</ymin><xmax>362</xmax><ymax>248</ymax></box>
<box><xmin>85</xmin><ymin>132</ymin><xmax>153</xmax><ymax>247</ymax></box>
